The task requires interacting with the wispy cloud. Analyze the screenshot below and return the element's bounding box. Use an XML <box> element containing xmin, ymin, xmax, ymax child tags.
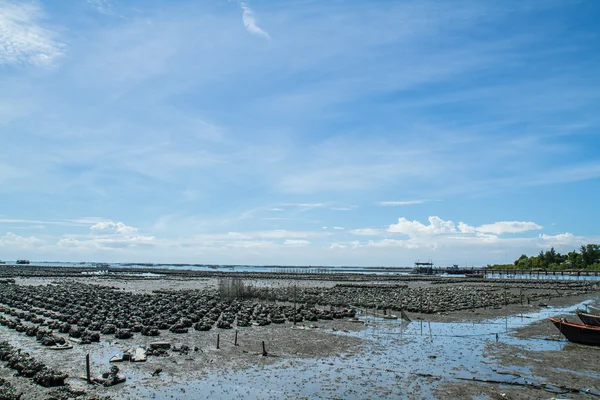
<box><xmin>350</xmin><ymin>228</ymin><xmax>383</xmax><ymax>236</ymax></box>
<box><xmin>240</xmin><ymin>2</ymin><xmax>270</xmax><ymax>39</ymax></box>
<box><xmin>0</xmin><ymin>1</ymin><xmax>64</xmax><ymax>66</ymax></box>
<box><xmin>86</xmin><ymin>0</ymin><xmax>115</xmax><ymax>15</ymax></box>
<box><xmin>330</xmin><ymin>206</ymin><xmax>358</xmax><ymax>211</ymax></box>
<box><xmin>0</xmin><ymin>218</ymin><xmax>95</xmax><ymax>227</ymax></box>
<box><xmin>1</xmin><ymin>0</ymin><xmax>598</xmax><ymax>266</ymax></box>
<box><xmin>283</xmin><ymin>203</ymin><xmax>324</xmax><ymax>208</ymax></box>
<box><xmin>378</xmin><ymin>200</ymin><xmax>432</xmax><ymax>206</ymax></box>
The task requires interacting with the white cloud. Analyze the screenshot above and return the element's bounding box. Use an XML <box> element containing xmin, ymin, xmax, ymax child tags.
<box><xmin>0</xmin><ymin>217</ymin><xmax>95</xmax><ymax>227</ymax></box>
<box><xmin>350</xmin><ymin>228</ymin><xmax>383</xmax><ymax>236</ymax></box>
<box><xmin>476</xmin><ymin>221</ymin><xmax>542</xmax><ymax>234</ymax></box>
<box><xmin>227</xmin><ymin>240</ymin><xmax>275</xmax><ymax>249</ymax></box>
<box><xmin>368</xmin><ymin>238</ymin><xmax>427</xmax><ymax>250</ymax></box>
<box><xmin>284</xmin><ymin>203</ymin><xmax>324</xmax><ymax>208</ymax></box>
<box><xmin>385</xmin><ymin>217</ymin><xmax>542</xmax><ymax>238</ymax></box>
<box><xmin>240</xmin><ymin>2</ymin><xmax>270</xmax><ymax>39</ymax></box>
<box><xmin>0</xmin><ymin>232</ymin><xmax>42</xmax><ymax>246</ymax></box>
<box><xmin>86</xmin><ymin>0</ymin><xmax>114</xmax><ymax>15</ymax></box>
<box><xmin>458</xmin><ymin>221</ymin><xmax>476</xmax><ymax>233</ymax></box>
<box><xmin>186</xmin><ymin>230</ymin><xmax>326</xmax><ymax>242</ymax></box>
<box><xmin>329</xmin><ymin>243</ymin><xmax>347</xmax><ymax>249</ymax></box>
<box><xmin>378</xmin><ymin>200</ymin><xmax>429</xmax><ymax>206</ymax></box>
<box><xmin>0</xmin><ymin>1</ymin><xmax>64</xmax><ymax>66</ymax></box>
<box><xmin>254</xmin><ymin>230</ymin><xmax>321</xmax><ymax>239</ymax></box>
<box><xmin>90</xmin><ymin>221</ymin><xmax>138</xmax><ymax>235</ymax></box>
<box><xmin>388</xmin><ymin>216</ymin><xmax>457</xmax><ymax>237</ymax></box>
<box><xmin>539</xmin><ymin>232</ymin><xmax>574</xmax><ymax>241</ymax></box>
<box><xmin>332</xmin><ymin>226</ymin><xmax>345</xmax><ymax>230</ymax></box>
<box><xmin>330</xmin><ymin>206</ymin><xmax>357</xmax><ymax>211</ymax></box>
<box><xmin>57</xmin><ymin>237</ymin><xmax>81</xmax><ymax>247</ymax></box>
<box><xmin>283</xmin><ymin>239</ymin><xmax>311</xmax><ymax>246</ymax></box>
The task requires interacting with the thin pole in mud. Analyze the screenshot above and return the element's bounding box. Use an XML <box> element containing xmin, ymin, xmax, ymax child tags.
<box><xmin>262</xmin><ymin>341</ymin><xmax>268</xmax><ymax>356</ymax></box>
<box><xmin>428</xmin><ymin>321</ymin><xmax>433</xmax><ymax>342</ymax></box>
<box><xmin>293</xmin><ymin>283</ymin><xmax>297</xmax><ymax>326</ymax></box>
<box><xmin>85</xmin><ymin>353</ymin><xmax>91</xmax><ymax>383</ymax></box>
<box><xmin>400</xmin><ymin>318</ymin><xmax>403</xmax><ymax>343</ymax></box>
<box><xmin>420</xmin><ymin>320</ymin><xmax>423</xmax><ymax>336</ymax></box>
<box><xmin>217</xmin><ymin>334</ymin><xmax>220</xmax><ymax>349</ymax></box>
<box><xmin>234</xmin><ymin>330</ymin><xmax>238</xmax><ymax>346</ymax></box>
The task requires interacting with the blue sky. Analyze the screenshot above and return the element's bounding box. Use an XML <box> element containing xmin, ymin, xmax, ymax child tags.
<box><xmin>0</xmin><ymin>0</ymin><xmax>599</xmax><ymax>266</ymax></box>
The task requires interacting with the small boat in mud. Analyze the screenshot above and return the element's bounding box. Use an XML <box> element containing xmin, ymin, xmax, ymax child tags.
<box><xmin>576</xmin><ymin>309</ymin><xmax>600</xmax><ymax>327</ymax></box>
<box><xmin>549</xmin><ymin>317</ymin><xmax>600</xmax><ymax>345</ymax></box>
<box><xmin>465</xmin><ymin>273</ymin><xmax>484</xmax><ymax>278</ymax></box>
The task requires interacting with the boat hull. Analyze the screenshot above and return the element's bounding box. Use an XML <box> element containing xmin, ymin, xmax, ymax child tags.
<box><xmin>550</xmin><ymin>317</ymin><xmax>600</xmax><ymax>346</ymax></box>
<box><xmin>576</xmin><ymin>310</ymin><xmax>600</xmax><ymax>327</ymax></box>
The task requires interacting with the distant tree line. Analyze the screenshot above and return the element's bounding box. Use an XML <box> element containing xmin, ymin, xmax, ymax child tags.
<box><xmin>489</xmin><ymin>244</ymin><xmax>600</xmax><ymax>271</ymax></box>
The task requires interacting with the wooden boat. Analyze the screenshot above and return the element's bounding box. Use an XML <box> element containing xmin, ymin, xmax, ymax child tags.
<box><xmin>576</xmin><ymin>309</ymin><xmax>600</xmax><ymax>327</ymax></box>
<box><xmin>549</xmin><ymin>317</ymin><xmax>600</xmax><ymax>345</ymax></box>
<box><xmin>465</xmin><ymin>273</ymin><xmax>484</xmax><ymax>278</ymax></box>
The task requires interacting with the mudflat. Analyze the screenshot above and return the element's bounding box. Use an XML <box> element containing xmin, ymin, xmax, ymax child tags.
<box><xmin>0</xmin><ymin>265</ymin><xmax>598</xmax><ymax>399</ymax></box>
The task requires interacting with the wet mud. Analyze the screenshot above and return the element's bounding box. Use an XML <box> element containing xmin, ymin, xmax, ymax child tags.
<box><xmin>0</xmin><ymin>265</ymin><xmax>598</xmax><ymax>399</ymax></box>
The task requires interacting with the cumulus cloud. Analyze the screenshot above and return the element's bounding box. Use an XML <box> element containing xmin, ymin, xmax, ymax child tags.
<box><xmin>539</xmin><ymin>232</ymin><xmax>574</xmax><ymax>241</ymax></box>
<box><xmin>90</xmin><ymin>221</ymin><xmax>138</xmax><ymax>235</ymax></box>
<box><xmin>240</xmin><ymin>2</ymin><xmax>270</xmax><ymax>39</ymax></box>
<box><xmin>0</xmin><ymin>232</ymin><xmax>42</xmax><ymax>246</ymax></box>
<box><xmin>476</xmin><ymin>221</ymin><xmax>542</xmax><ymax>234</ymax></box>
<box><xmin>0</xmin><ymin>1</ymin><xmax>64</xmax><ymax>66</ymax></box>
<box><xmin>386</xmin><ymin>217</ymin><xmax>542</xmax><ymax>238</ymax></box>
<box><xmin>458</xmin><ymin>222</ymin><xmax>476</xmax><ymax>233</ymax></box>
<box><xmin>388</xmin><ymin>216</ymin><xmax>457</xmax><ymax>237</ymax></box>
<box><xmin>330</xmin><ymin>243</ymin><xmax>347</xmax><ymax>249</ymax></box>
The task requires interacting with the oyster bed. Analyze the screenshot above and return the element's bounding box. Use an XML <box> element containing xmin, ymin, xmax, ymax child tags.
<box><xmin>0</xmin><ymin>265</ymin><xmax>598</xmax><ymax>399</ymax></box>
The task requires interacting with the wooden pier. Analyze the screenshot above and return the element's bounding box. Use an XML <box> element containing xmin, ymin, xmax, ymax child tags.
<box><xmin>481</xmin><ymin>269</ymin><xmax>600</xmax><ymax>278</ymax></box>
<box><xmin>415</xmin><ymin>267</ymin><xmax>600</xmax><ymax>279</ymax></box>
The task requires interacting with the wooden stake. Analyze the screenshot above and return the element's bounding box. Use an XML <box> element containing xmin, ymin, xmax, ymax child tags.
<box><xmin>85</xmin><ymin>353</ymin><xmax>91</xmax><ymax>383</ymax></box>
<box><xmin>293</xmin><ymin>284</ymin><xmax>297</xmax><ymax>326</ymax></box>
<box><xmin>217</xmin><ymin>334</ymin><xmax>220</xmax><ymax>349</ymax></box>
<box><xmin>428</xmin><ymin>321</ymin><xmax>433</xmax><ymax>342</ymax></box>
<box><xmin>262</xmin><ymin>341</ymin><xmax>267</xmax><ymax>357</ymax></box>
<box><xmin>234</xmin><ymin>330</ymin><xmax>238</xmax><ymax>346</ymax></box>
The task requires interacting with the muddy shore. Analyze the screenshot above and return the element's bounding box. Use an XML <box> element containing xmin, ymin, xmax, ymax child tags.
<box><xmin>0</xmin><ymin>265</ymin><xmax>599</xmax><ymax>399</ymax></box>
